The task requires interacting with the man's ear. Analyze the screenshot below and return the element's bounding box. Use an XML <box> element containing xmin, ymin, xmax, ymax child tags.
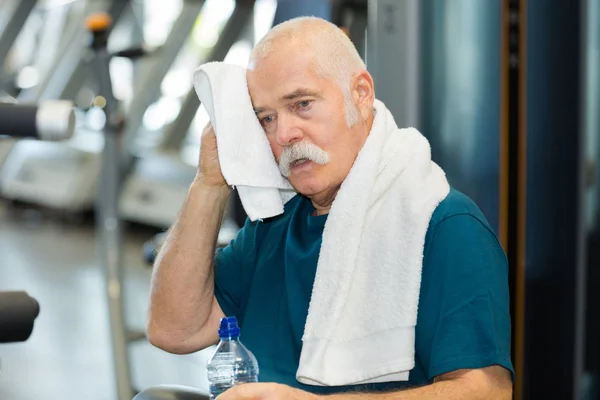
<box><xmin>352</xmin><ymin>70</ymin><xmax>375</xmax><ymax>121</ymax></box>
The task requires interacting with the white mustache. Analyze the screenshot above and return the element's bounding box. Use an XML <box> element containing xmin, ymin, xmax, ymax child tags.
<box><xmin>278</xmin><ymin>141</ymin><xmax>330</xmax><ymax>177</ymax></box>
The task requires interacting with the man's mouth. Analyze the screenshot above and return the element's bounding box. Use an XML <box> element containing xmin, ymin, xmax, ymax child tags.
<box><xmin>290</xmin><ymin>158</ymin><xmax>310</xmax><ymax>169</ymax></box>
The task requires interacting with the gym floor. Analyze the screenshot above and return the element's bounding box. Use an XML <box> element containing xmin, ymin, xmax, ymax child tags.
<box><xmin>0</xmin><ymin>201</ymin><xmax>214</xmax><ymax>400</ymax></box>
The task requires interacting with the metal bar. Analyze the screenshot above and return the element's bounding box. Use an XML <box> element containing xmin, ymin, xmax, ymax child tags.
<box><xmin>59</xmin><ymin>0</ymin><xmax>130</xmax><ymax>100</ymax></box>
<box><xmin>0</xmin><ymin>0</ymin><xmax>38</xmax><ymax>71</ymax></box>
<box><xmin>91</xmin><ymin>34</ymin><xmax>134</xmax><ymax>400</ymax></box>
<box><xmin>122</xmin><ymin>0</ymin><xmax>205</xmax><ymax>149</ymax></box>
<box><xmin>161</xmin><ymin>0</ymin><xmax>256</xmax><ymax>151</ymax></box>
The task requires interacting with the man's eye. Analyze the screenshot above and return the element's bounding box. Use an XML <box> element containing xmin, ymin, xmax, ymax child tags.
<box><xmin>261</xmin><ymin>115</ymin><xmax>274</xmax><ymax>124</ymax></box>
<box><xmin>298</xmin><ymin>100</ymin><xmax>312</xmax><ymax>109</ymax></box>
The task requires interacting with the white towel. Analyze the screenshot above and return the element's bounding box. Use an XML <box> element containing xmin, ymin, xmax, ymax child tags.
<box><xmin>191</xmin><ymin>61</ymin><xmax>450</xmax><ymax>386</ymax></box>
<box><xmin>192</xmin><ymin>62</ymin><xmax>295</xmax><ymax>221</ymax></box>
<box><xmin>296</xmin><ymin>100</ymin><xmax>450</xmax><ymax>386</ymax></box>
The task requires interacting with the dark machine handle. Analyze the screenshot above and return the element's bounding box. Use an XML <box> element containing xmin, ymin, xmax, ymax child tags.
<box><xmin>0</xmin><ymin>291</ymin><xmax>40</xmax><ymax>343</ymax></box>
<box><xmin>0</xmin><ymin>101</ymin><xmax>75</xmax><ymax>141</ymax></box>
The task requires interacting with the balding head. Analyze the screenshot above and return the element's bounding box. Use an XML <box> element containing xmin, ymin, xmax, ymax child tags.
<box><xmin>245</xmin><ymin>17</ymin><xmax>375</xmax><ymax>205</ymax></box>
<box><xmin>249</xmin><ymin>17</ymin><xmax>367</xmax><ymax>127</ymax></box>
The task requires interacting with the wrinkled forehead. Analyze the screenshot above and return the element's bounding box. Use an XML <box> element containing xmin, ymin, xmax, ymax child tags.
<box><xmin>246</xmin><ymin>47</ymin><xmax>323</xmax><ymax>106</ymax></box>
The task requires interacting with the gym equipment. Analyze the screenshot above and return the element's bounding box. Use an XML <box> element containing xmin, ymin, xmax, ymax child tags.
<box><xmin>0</xmin><ymin>103</ymin><xmax>52</xmax><ymax>342</ymax></box>
<box><xmin>0</xmin><ymin>0</ymin><xmax>134</xmax><ymax>212</ymax></box>
<box><xmin>0</xmin><ymin>0</ymin><xmax>247</xmax><ymax>228</ymax></box>
<box><xmin>119</xmin><ymin>0</ymin><xmax>256</xmax><ymax>230</ymax></box>
<box><xmin>0</xmin><ymin>100</ymin><xmax>76</xmax><ymax>141</ymax></box>
<box><xmin>0</xmin><ymin>99</ymin><xmax>75</xmax><ymax>371</ymax></box>
<box><xmin>0</xmin><ymin>0</ymin><xmax>42</xmax><ymax>169</ymax></box>
<box><xmin>0</xmin><ymin>291</ymin><xmax>40</xmax><ymax>344</ymax></box>
<box><xmin>83</xmin><ymin>11</ymin><xmax>141</xmax><ymax>400</ymax></box>
<box><xmin>0</xmin><ymin>100</ymin><xmax>80</xmax><ymax>206</ymax></box>
<box><xmin>0</xmin><ymin>0</ymin><xmax>85</xmax><ymax>172</ymax></box>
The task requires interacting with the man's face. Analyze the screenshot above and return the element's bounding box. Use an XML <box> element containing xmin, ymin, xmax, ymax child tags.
<box><xmin>247</xmin><ymin>46</ymin><xmax>367</xmax><ymax>198</ymax></box>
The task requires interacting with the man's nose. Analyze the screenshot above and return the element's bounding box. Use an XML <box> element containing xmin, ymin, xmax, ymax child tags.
<box><xmin>275</xmin><ymin>114</ymin><xmax>303</xmax><ymax>146</ymax></box>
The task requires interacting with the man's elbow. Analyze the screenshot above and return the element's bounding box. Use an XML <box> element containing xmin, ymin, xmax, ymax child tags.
<box><xmin>146</xmin><ymin>323</ymin><xmax>206</xmax><ymax>355</ymax></box>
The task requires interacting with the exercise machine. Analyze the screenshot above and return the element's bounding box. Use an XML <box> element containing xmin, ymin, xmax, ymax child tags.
<box><xmin>0</xmin><ymin>97</ymin><xmax>76</xmax><ymax>377</ymax></box>
<box><xmin>0</xmin><ymin>0</ymin><xmax>194</xmax><ymax>214</ymax></box>
<box><xmin>0</xmin><ymin>0</ymin><xmax>134</xmax><ymax>212</ymax></box>
<box><xmin>0</xmin><ymin>291</ymin><xmax>40</xmax><ymax>344</ymax></box>
<box><xmin>81</xmin><ymin>12</ymin><xmax>148</xmax><ymax>399</ymax></box>
<box><xmin>119</xmin><ymin>0</ymin><xmax>257</xmax><ymax>230</ymax></box>
<box><xmin>0</xmin><ymin>0</ymin><xmax>251</xmax><ymax>232</ymax></box>
<box><xmin>0</xmin><ymin>0</ymin><xmax>39</xmax><ymax>170</ymax></box>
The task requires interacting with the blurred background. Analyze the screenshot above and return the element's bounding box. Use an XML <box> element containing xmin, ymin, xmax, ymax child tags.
<box><xmin>0</xmin><ymin>0</ymin><xmax>597</xmax><ymax>399</ymax></box>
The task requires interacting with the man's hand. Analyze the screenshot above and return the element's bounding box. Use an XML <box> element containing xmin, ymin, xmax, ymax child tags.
<box><xmin>217</xmin><ymin>383</ymin><xmax>318</xmax><ymax>400</ymax></box>
<box><xmin>197</xmin><ymin>122</ymin><xmax>228</xmax><ymax>188</ymax></box>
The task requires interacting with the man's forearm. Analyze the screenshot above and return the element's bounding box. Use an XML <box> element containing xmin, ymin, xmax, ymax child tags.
<box><xmin>326</xmin><ymin>379</ymin><xmax>510</xmax><ymax>400</ymax></box>
<box><xmin>216</xmin><ymin>368</ymin><xmax>511</xmax><ymax>400</ymax></box>
<box><xmin>147</xmin><ymin>179</ymin><xmax>230</xmax><ymax>351</ymax></box>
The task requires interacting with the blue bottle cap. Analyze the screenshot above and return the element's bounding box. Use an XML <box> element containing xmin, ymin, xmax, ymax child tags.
<box><xmin>218</xmin><ymin>316</ymin><xmax>240</xmax><ymax>339</ymax></box>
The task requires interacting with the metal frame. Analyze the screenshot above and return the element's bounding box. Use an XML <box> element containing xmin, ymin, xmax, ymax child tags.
<box><xmin>92</xmin><ymin>38</ymin><xmax>134</xmax><ymax>400</ymax></box>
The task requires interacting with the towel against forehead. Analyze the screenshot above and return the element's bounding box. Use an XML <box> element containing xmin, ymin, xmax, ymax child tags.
<box><xmin>192</xmin><ymin>61</ymin><xmax>296</xmax><ymax>221</ymax></box>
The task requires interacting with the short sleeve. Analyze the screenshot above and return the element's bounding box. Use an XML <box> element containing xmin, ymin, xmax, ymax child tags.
<box><xmin>213</xmin><ymin>218</ymin><xmax>260</xmax><ymax>325</ymax></box>
<box><xmin>415</xmin><ymin>214</ymin><xmax>515</xmax><ymax>381</ymax></box>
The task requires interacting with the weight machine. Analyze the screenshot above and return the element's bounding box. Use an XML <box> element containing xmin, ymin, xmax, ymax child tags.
<box><xmin>1</xmin><ymin>9</ymin><xmax>143</xmax><ymax>398</ymax></box>
<box><xmin>0</xmin><ymin>96</ymin><xmax>75</xmax><ymax>380</ymax></box>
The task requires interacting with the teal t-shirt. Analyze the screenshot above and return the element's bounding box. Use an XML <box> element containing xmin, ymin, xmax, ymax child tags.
<box><xmin>213</xmin><ymin>188</ymin><xmax>514</xmax><ymax>394</ymax></box>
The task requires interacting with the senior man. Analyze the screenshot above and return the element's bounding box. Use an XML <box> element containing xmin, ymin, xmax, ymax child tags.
<box><xmin>147</xmin><ymin>17</ymin><xmax>514</xmax><ymax>399</ymax></box>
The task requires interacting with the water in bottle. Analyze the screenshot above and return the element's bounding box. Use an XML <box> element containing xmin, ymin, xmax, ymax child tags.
<box><xmin>207</xmin><ymin>316</ymin><xmax>259</xmax><ymax>399</ymax></box>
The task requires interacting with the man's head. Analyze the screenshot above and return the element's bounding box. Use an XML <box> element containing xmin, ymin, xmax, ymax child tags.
<box><xmin>247</xmin><ymin>17</ymin><xmax>375</xmax><ymax>206</ymax></box>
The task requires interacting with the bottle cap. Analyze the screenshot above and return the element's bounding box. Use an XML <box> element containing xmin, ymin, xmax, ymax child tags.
<box><xmin>218</xmin><ymin>316</ymin><xmax>240</xmax><ymax>339</ymax></box>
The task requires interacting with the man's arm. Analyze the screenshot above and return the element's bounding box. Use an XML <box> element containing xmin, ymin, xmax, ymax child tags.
<box><xmin>217</xmin><ymin>366</ymin><xmax>513</xmax><ymax>400</ymax></box>
<box><xmin>327</xmin><ymin>366</ymin><xmax>513</xmax><ymax>400</ymax></box>
<box><xmin>146</xmin><ymin>124</ymin><xmax>229</xmax><ymax>354</ymax></box>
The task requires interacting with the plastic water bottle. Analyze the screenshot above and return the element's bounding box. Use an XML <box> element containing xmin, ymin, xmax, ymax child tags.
<box><xmin>207</xmin><ymin>316</ymin><xmax>259</xmax><ymax>399</ymax></box>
